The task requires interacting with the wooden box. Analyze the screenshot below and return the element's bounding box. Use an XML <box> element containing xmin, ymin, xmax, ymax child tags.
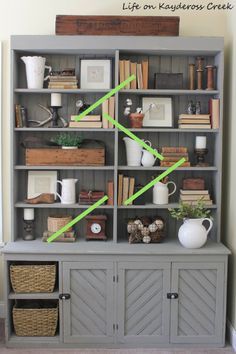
<box><xmin>182</xmin><ymin>178</ymin><xmax>205</xmax><ymax>190</ymax></box>
<box><xmin>25</xmin><ymin>148</ymin><xmax>105</xmax><ymax>166</ymax></box>
<box><xmin>55</xmin><ymin>15</ymin><xmax>180</xmax><ymax>36</ymax></box>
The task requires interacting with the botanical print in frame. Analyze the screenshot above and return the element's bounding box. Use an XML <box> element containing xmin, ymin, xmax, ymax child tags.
<box><xmin>142</xmin><ymin>97</ymin><xmax>173</xmax><ymax>127</ymax></box>
<box><xmin>80</xmin><ymin>59</ymin><xmax>111</xmax><ymax>89</ymax></box>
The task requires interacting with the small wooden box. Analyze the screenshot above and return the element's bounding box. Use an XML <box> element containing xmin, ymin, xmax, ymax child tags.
<box><xmin>55</xmin><ymin>15</ymin><xmax>180</xmax><ymax>36</ymax></box>
<box><xmin>26</xmin><ymin>148</ymin><xmax>105</xmax><ymax>166</ymax></box>
<box><xmin>182</xmin><ymin>178</ymin><xmax>205</xmax><ymax>190</ymax></box>
<box><xmin>154</xmin><ymin>73</ymin><xmax>183</xmax><ymax>89</ymax></box>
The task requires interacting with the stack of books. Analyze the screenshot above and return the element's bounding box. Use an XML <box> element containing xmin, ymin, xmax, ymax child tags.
<box><xmin>69</xmin><ymin>115</ymin><xmax>102</xmax><ymax>128</ymax></box>
<box><xmin>48</xmin><ymin>75</ymin><xmax>78</xmax><ymax>89</ymax></box>
<box><xmin>119</xmin><ymin>59</ymin><xmax>148</xmax><ymax>89</ymax></box>
<box><xmin>42</xmin><ymin>230</ymin><xmax>76</xmax><ymax>242</ymax></box>
<box><xmin>160</xmin><ymin>147</ymin><xmax>190</xmax><ymax>167</ymax></box>
<box><xmin>178</xmin><ymin>114</ymin><xmax>211</xmax><ymax>129</ymax></box>
<box><xmin>180</xmin><ymin>189</ymin><xmax>213</xmax><ymax>206</ymax></box>
<box><xmin>118</xmin><ymin>175</ymin><xmax>135</xmax><ymax>205</ymax></box>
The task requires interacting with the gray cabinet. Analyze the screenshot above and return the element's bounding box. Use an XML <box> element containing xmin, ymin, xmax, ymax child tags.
<box><xmin>117</xmin><ymin>262</ymin><xmax>170</xmax><ymax>344</ymax></box>
<box><xmin>62</xmin><ymin>261</ymin><xmax>114</xmax><ymax>344</ymax></box>
<box><xmin>170</xmin><ymin>262</ymin><xmax>225</xmax><ymax>345</ymax></box>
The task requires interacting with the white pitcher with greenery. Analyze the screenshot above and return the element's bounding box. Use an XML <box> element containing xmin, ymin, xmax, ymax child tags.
<box><xmin>169</xmin><ymin>200</ymin><xmax>213</xmax><ymax>248</ymax></box>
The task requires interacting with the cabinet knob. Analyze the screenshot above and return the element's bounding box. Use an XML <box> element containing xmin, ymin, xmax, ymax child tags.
<box><xmin>167</xmin><ymin>293</ymin><xmax>178</xmax><ymax>299</ymax></box>
<box><xmin>59</xmin><ymin>293</ymin><xmax>71</xmax><ymax>300</ymax></box>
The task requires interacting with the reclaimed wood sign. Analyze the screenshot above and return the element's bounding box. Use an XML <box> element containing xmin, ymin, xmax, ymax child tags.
<box><xmin>55</xmin><ymin>15</ymin><xmax>180</xmax><ymax>36</ymax></box>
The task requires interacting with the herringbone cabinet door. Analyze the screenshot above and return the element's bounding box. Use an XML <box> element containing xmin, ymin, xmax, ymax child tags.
<box><xmin>170</xmin><ymin>262</ymin><xmax>225</xmax><ymax>345</ymax></box>
<box><xmin>117</xmin><ymin>262</ymin><xmax>171</xmax><ymax>344</ymax></box>
<box><xmin>63</xmin><ymin>261</ymin><xmax>114</xmax><ymax>344</ymax></box>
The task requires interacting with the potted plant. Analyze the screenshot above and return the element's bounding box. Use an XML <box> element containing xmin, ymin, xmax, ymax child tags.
<box><xmin>52</xmin><ymin>133</ymin><xmax>82</xmax><ymax>149</ymax></box>
<box><xmin>124</xmin><ymin>98</ymin><xmax>144</xmax><ymax>128</ymax></box>
<box><xmin>169</xmin><ymin>200</ymin><xmax>213</xmax><ymax>248</ymax></box>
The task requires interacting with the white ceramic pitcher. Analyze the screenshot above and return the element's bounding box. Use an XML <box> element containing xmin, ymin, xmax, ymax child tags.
<box><xmin>153</xmin><ymin>181</ymin><xmax>177</xmax><ymax>205</ymax></box>
<box><xmin>21</xmin><ymin>56</ymin><xmax>52</xmax><ymax>89</ymax></box>
<box><xmin>141</xmin><ymin>149</ymin><xmax>158</xmax><ymax>167</ymax></box>
<box><xmin>123</xmin><ymin>137</ymin><xmax>151</xmax><ymax>166</ymax></box>
<box><xmin>56</xmin><ymin>179</ymin><xmax>78</xmax><ymax>204</ymax></box>
<box><xmin>178</xmin><ymin>218</ymin><xmax>213</xmax><ymax>248</ymax></box>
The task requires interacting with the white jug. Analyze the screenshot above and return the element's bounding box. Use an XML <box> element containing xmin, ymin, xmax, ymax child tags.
<box><xmin>178</xmin><ymin>218</ymin><xmax>213</xmax><ymax>248</ymax></box>
<box><xmin>141</xmin><ymin>149</ymin><xmax>157</xmax><ymax>167</ymax></box>
<box><xmin>21</xmin><ymin>56</ymin><xmax>52</xmax><ymax>89</ymax></box>
<box><xmin>123</xmin><ymin>137</ymin><xmax>151</xmax><ymax>167</ymax></box>
<box><xmin>153</xmin><ymin>181</ymin><xmax>177</xmax><ymax>204</ymax></box>
<box><xmin>56</xmin><ymin>179</ymin><xmax>78</xmax><ymax>204</ymax></box>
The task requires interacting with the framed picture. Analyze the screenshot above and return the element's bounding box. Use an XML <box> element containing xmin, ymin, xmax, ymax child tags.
<box><xmin>142</xmin><ymin>97</ymin><xmax>173</xmax><ymax>127</ymax></box>
<box><xmin>27</xmin><ymin>171</ymin><xmax>57</xmax><ymax>199</ymax></box>
<box><xmin>80</xmin><ymin>59</ymin><xmax>111</xmax><ymax>89</ymax></box>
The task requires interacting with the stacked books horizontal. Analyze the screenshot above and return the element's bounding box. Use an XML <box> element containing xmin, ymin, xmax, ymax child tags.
<box><xmin>180</xmin><ymin>189</ymin><xmax>213</xmax><ymax>206</ymax></box>
<box><xmin>48</xmin><ymin>75</ymin><xmax>78</xmax><ymax>89</ymax></box>
<box><xmin>160</xmin><ymin>147</ymin><xmax>190</xmax><ymax>167</ymax></box>
<box><xmin>119</xmin><ymin>59</ymin><xmax>148</xmax><ymax>89</ymax></box>
<box><xmin>79</xmin><ymin>191</ymin><xmax>105</xmax><ymax>204</ymax></box>
<box><xmin>178</xmin><ymin>114</ymin><xmax>211</xmax><ymax>129</ymax></box>
<box><xmin>118</xmin><ymin>175</ymin><xmax>135</xmax><ymax>205</ymax></box>
<box><xmin>42</xmin><ymin>230</ymin><xmax>76</xmax><ymax>242</ymax></box>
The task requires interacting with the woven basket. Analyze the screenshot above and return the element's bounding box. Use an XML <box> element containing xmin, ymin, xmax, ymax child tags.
<box><xmin>13</xmin><ymin>305</ymin><xmax>58</xmax><ymax>336</ymax></box>
<box><xmin>47</xmin><ymin>215</ymin><xmax>72</xmax><ymax>233</ymax></box>
<box><xmin>10</xmin><ymin>264</ymin><xmax>56</xmax><ymax>293</ymax></box>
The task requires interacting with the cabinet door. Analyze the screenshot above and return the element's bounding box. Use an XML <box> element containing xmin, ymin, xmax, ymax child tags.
<box><xmin>117</xmin><ymin>262</ymin><xmax>171</xmax><ymax>344</ymax></box>
<box><xmin>170</xmin><ymin>262</ymin><xmax>225</xmax><ymax>344</ymax></box>
<box><xmin>63</xmin><ymin>261</ymin><xmax>114</xmax><ymax>344</ymax></box>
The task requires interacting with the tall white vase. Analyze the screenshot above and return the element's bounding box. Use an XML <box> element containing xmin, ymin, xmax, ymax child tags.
<box><xmin>21</xmin><ymin>56</ymin><xmax>52</xmax><ymax>89</ymax></box>
<box><xmin>123</xmin><ymin>137</ymin><xmax>143</xmax><ymax>166</ymax></box>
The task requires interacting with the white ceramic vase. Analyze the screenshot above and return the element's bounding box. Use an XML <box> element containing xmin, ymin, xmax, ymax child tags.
<box><xmin>178</xmin><ymin>218</ymin><xmax>213</xmax><ymax>249</ymax></box>
<box><xmin>56</xmin><ymin>178</ymin><xmax>78</xmax><ymax>204</ymax></box>
<box><xmin>123</xmin><ymin>137</ymin><xmax>151</xmax><ymax>167</ymax></box>
<box><xmin>153</xmin><ymin>181</ymin><xmax>176</xmax><ymax>204</ymax></box>
<box><xmin>21</xmin><ymin>56</ymin><xmax>52</xmax><ymax>89</ymax></box>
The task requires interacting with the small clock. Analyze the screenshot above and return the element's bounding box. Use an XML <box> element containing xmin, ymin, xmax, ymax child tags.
<box><xmin>85</xmin><ymin>215</ymin><xmax>107</xmax><ymax>240</ymax></box>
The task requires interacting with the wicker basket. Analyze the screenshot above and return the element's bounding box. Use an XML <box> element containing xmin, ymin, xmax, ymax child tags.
<box><xmin>10</xmin><ymin>264</ymin><xmax>56</xmax><ymax>293</ymax></box>
<box><xmin>47</xmin><ymin>215</ymin><xmax>72</xmax><ymax>233</ymax></box>
<box><xmin>13</xmin><ymin>304</ymin><xmax>58</xmax><ymax>336</ymax></box>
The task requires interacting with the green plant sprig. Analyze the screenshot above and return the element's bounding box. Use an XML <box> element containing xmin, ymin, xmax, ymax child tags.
<box><xmin>169</xmin><ymin>199</ymin><xmax>212</xmax><ymax>220</ymax></box>
<box><xmin>52</xmin><ymin>133</ymin><xmax>82</xmax><ymax>147</ymax></box>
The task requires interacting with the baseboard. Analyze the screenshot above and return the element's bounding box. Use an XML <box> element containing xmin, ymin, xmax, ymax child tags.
<box><xmin>0</xmin><ymin>301</ymin><xmax>5</xmax><ymax>318</ymax></box>
<box><xmin>227</xmin><ymin>319</ymin><xmax>236</xmax><ymax>351</ymax></box>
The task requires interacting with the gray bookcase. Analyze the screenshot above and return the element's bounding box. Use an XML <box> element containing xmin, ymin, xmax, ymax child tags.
<box><xmin>2</xmin><ymin>35</ymin><xmax>230</xmax><ymax>348</ymax></box>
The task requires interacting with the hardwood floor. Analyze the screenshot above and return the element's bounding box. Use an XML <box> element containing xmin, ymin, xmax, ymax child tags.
<box><xmin>0</xmin><ymin>320</ymin><xmax>234</xmax><ymax>353</ymax></box>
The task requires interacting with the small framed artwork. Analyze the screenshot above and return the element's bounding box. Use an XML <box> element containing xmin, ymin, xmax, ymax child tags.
<box><xmin>80</xmin><ymin>59</ymin><xmax>111</xmax><ymax>89</ymax></box>
<box><xmin>27</xmin><ymin>171</ymin><xmax>57</xmax><ymax>199</ymax></box>
<box><xmin>142</xmin><ymin>97</ymin><xmax>173</xmax><ymax>127</ymax></box>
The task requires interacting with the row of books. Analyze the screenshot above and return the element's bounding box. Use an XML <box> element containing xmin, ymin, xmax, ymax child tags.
<box><xmin>15</xmin><ymin>104</ymin><xmax>28</xmax><ymax>127</ymax></box>
<box><xmin>118</xmin><ymin>175</ymin><xmax>135</xmax><ymax>205</ymax></box>
<box><xmin>69</xmin><ymin>97</ymin><xmax>115</xmax><ymax>128</ymax></box>
<box><xmin>180</xmin><ymin>189</ymin><xmax>213</xmax><ymax>206</ymax></box>
<box><xmin>160</xmin><ymin>147</ymin><xmax>191</xmax><ymax>167</ymax></box>
<box><xmin>178</xmin><ymin>99</ymin><xmax>220</xmax><ymax>129</ymax></box>
<box><xmin>48</xmin><ymin>75</ymin><xmax>78</xmax><ymax>89</ymax></box>
<box><xmin>119</xmin><ymin>60</ymin><xmax>148</xmax><ymax>89</ymax></box>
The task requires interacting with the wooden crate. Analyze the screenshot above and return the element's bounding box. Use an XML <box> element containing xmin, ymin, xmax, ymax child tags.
<box><xmin>25</xmin><ymin>148</ymin><xmax>105</xmax><ymax>166</ymax></box>
<box><xmin>55</xmin><ymin>15</ymin><xmax>180</xmax><ymax>36</ymax></box>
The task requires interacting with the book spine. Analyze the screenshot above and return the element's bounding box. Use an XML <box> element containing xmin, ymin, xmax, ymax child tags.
<box><xmin>107</xmin><ymin>181</ymin><xmax>114</xmax><ymax>205</ymax></box>
<box><xmin>162</xmin><ymin>147</ymin><xmax>188</xmax><ymax>153</ymax></box>
<box><xmin>102</xmin><ymin>100</ymin><xmax>109</xmax><ymax>128</ymax></box>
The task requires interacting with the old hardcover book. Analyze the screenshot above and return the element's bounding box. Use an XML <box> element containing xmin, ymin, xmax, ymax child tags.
<box><xmin>124</xmin><ymin>60</ymin><xmax>130</xmax><ymax>89</ymax></box>
<box><xmin>179</xmin><ymin>114</ymin><xmax>210</xmax><ymax>119</ymax></box>
<box><xmin>108</xmin><ymin>96</ymin><xmax>115</xmax><ymax>128</ymax></box>
<box><xmin>180</xmin><ymin>194</ymin><xmax>210</xmax><ymax>201</ymax></box>
<box><xmin>161</xmin><ymin>147</ymin><xmax>188</xmax><ymax>153</ymax></box>
<box><xmin>118</xmin><ymin>174</ymin><xmax>123</xmax><ymax>206</ymax></box>
<box><xmin>42</xmin><ymin>230</ymin><xmax>76</xmax><ymax>242</ymax></box>
<box><xmin>130</xmin><ymin>62</ymin><xmax>137</xmax><ymax>89</ymax></box>
<box><xmin>102</xmin><ymin>99</ymin><xmax>109</xmax><ymax>128</ymax></box>
<box><xmin>162</xmin><ymin>152</ymin><xmax>189</xmax><ymax>157</ymax></box>
<box><xmin>128</xmin><ymin>177</ymin><xmax>135</xmax><ymax>205</ymax></box>
<box><xmin>182</xmin><ymin>178</ymin><xmax>205</xmax><ymax>190</ymax></box>
<box><xmin>178</xmin><ymin>119</ymin><xmax>210</xmax><ymax>124</ymax></box>
<box><xmin>181</xmin><ymin>200</ymin><xmax>213</xmax><ymax>206</ymax></box>
<box><xmin>209</xmin><ymin>98</ymin><xmax>220</xmax><ymax>129</ymax></box>
<box><xmin>15</xmin><ymin>104</ymin><xmax>22</xmax><ymax>128</ymax></box>
<box><xmin>137</xmin><ymin>63</ymin><xmax>143</xmax><ymax>89</ymax></box>
<box><xmin>69</xmin><ymin>121</ymin><xmax>102</xmax><ymax>128</ymax></box>
<box><xmin>179</xmin><ymin>124</ymin><xmax>211</xmax><ymax>129</ymax></box>
<box><xmin>142</xmin><ymin>60</ymin><xmax>148</xmax><ymax>89</ymax></box>
<box><xmin>70</xmin><ymin>115</ymin><xmax>101</xmax><ymax>122</ymax></box>
<box><xmin>180</xmin><ymin>189</ymin><xmax>209</xmax><ymax>195</ymax></box>
<box><xmin>162</xmin><ymin>156</ymin><xmax>189</xmax><ymax>162</ymax></box>
<box><xmin>107</xmin><ymin>180</ymin><xmax>114</xmax><ymax>205</ymax></box>
<box><xmin>122</xmin><ymin>177</ymin><xmax>129</xmax><ymax>204</ymax></box>
<box><xmin>160</xmin><ymin>161</ymin><xmax>191</xmax><ymax>167</ymax></box>
<box><xmin>119</xmin><ymin>60</ymin><xmax>125</xmax><ymax>84</ymax></box>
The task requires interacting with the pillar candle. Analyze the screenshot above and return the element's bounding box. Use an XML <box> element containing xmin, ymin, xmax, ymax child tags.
<box><xmin>195</xmin><ymin>136</ymin><xmax>207</xmax><ymax>149</ymax></box>
<box><xmin>24</xmin><ymin>208</ymin><xmax>35</xmax><ymax>221</ymax></box>
<box><xmin>51</xmin><ymin>93</ymin><xmax>62</xmax><ymax>107</ymax></box>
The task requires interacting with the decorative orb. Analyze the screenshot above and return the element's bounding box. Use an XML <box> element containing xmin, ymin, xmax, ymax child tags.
<box><xmin>143</xmin><ymin>235</ymin><xmax>151</xmax><ymax>244</ymax></box>
<box><xmin>155</xmin><ymin>219</ymin><xmax>164</xmax><ymax>230</ymax></box>
<box><xmin>149</xmin><ymin>223</ymin><xmax>158</xmax><ymax>233</ymax></box>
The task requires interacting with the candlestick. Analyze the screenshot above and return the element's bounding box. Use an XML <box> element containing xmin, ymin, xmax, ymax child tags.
<box><xmin>194</xmin><ymin>148</ymin><xmax>209</xmax><ymax>167</ymax></box>
<box><xmin>195</xmin><ymin>136</ymin><xmax>207</xmax><ymax>149</ymax></box>
<box><xmin>24</xmin><ymin>208</ymin><xmax>34</xmax><ymax>221</ymax></box>
<box><xmin>189</xmin><ymin>64</ymin><xmax>195</xmax><ymax>90</ymax></box>
<box><xmin>51</xmin><ymin>93</ymin><xmax>62</xmax><ymax>107</ymax></box>
<box><xmin>206</xmin><ymin>65</ymin><xmax>215</xmax><ymax>90</ymax></box>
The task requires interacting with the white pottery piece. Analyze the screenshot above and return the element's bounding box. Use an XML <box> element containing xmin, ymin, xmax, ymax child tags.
<box><xmin>56</xmin><ymin>178</ymin><xmax>78</xmax><ymax>204</ymax></box>
<box><xmin>141</xmin><ymin>149</ymin><xmax>157</xmax><ymax>167</ymax></box>
<box><xmin>178</xmin><ymin>218</ymin><xmax>213</xmax><ymax>249</ymax></box>
<box><xmin>62</xmin><ymin>146</ymin><xmax>78</xmax><ymax>149</ymax></box>
<box><xmin>21</xmin><ymin>56</ymin><xmax>52</xmax><ymax>89</ymax></box>
<box><xmin>123</xmin><ymin>137</ymin><xmax>151</xmax><ymax>167</ymax></box>
<box><xmin>153</xmin><ymin>181</ymin><xmax>177</xmax><ymax>204</ymax></box>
